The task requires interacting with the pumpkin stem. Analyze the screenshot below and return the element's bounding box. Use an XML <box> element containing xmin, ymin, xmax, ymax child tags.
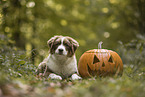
<box><xmin>98</xmin><ymin>41</ymin><xmax>103</xmax><ymax>49</ymax></box>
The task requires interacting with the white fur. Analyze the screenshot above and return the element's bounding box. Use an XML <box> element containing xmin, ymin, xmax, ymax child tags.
<box><xmin>55</xmin><ymin>37</ymin><xmax>68</xmax><ymax>56</ymax></box>
<box><xmin>48</xmin><ymin>73</ymin><xmax>62</xmax><ymax>80</ymax></box>
<box><xmin>71</xmin><ymin>74</ymin><xmax>82</xmax><ymax>80</ymax></box>
<box><xmin>45</xmin><ymin>53</ymin><xmax>79</xmax><ymax>80</ymax></box>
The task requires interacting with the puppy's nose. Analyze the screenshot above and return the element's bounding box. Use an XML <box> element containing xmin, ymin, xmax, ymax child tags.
<box><xmin>59</xmin><ymin>49</ymin><xmax>63</xmax><ymax>52</ymax></box>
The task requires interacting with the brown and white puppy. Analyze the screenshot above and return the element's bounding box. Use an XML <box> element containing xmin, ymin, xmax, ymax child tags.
<box><xmin>37</xmin><ymin>35</ymin><xmax>81</xmax><ymax>80</ymax></box>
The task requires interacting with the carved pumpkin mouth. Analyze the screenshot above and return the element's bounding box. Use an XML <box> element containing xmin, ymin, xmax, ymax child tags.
<box><xmin>87</xmin><ymin>64</ymin><xmax>97</xmax><ymax>76</ymax></box>
<box><xmin>87</xmin><ymin>63</ymin><xmax>109</xmax><ymax>77</ymax></box>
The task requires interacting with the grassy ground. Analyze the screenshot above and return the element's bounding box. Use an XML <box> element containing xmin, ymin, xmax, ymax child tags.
<box><xmin>0</xmin><ymin>45</ymin><xmax>145</xmax><ymax>97</ymax></box>
<box><xmin>0</xmin><ymin>66</ymin><xmax>144</xmax><ymax>97</ymax></box>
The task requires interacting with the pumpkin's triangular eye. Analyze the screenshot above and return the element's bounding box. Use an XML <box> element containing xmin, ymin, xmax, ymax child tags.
<box><xmin>108</xmin><ymin>55</ymin><xmax>114</xmax><ymax>63</ymax></box>
<box><xmin>93</xmin><ymin>55</ymin><xmax>100</xmax><ymax>64</ymax></box>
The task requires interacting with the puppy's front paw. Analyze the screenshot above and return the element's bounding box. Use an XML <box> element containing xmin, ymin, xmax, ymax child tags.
<box><xmin>71</xmin><ymin>74</ymin><xmax>82</xmax><ymax>80</ymax></box>
<box><xmin>48</xmin><ymin>73</ymin><xmax>62</xmax><ymax>80</ymax></box>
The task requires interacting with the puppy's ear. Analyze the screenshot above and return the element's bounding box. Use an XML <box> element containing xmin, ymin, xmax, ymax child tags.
<box><xmin>47</xmin><ymin>35</ymin><xmax>61</xmax><ymax>48</ymax></box>
<box><xmin>47</xmin><ymin>36</ymin><xmax>55</xmax><ymax>48</ymax></box>
<box><xmin>66</xmin><ymin>36</ymin><xmax>79</xmax><ymax>52</ymax></box>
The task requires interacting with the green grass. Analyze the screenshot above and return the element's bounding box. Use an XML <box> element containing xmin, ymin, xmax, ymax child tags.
<box><xmin>0</xmin><ymin>46</ymin><xmax>145</xmax><ymax>97</ymax></box>
<box><xmin>0</xmin><ymin>67</ymin><xmax>144</xmax><ymax>97</ymax></box>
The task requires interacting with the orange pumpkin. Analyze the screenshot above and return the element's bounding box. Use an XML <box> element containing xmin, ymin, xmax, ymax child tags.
<box><xmin>78</xmin><ymin>42</ymin><xmax>123</xmax><ymax>78</ymax></box>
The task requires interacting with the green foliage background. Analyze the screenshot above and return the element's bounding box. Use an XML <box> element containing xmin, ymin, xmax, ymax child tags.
<box><xmin>0</xmin><ymin>0</ymin><xmax>145</xmax><ymax>97</ymax></box>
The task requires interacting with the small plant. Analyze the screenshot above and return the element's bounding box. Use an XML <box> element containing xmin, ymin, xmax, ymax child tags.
<box><xmin>0</xmin><ymin>44</ymin><xmax>36</xmax><ymax>79</ymax></box>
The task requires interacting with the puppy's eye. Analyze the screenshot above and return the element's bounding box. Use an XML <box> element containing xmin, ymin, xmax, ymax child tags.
<box><xmin>63</xmin><ymin>42</ymin><xmax>69</xmax><ymax>46</ymax></box>
<box><xmin>55</xmin><ymin>43</ymin><xmax>59</xmax><ymax>45</ymax></box>
<box><xmin>64</xmin><ymin>43</ymin><xmax>68</xmax><ymax>46</ymax></box>
<box><xmin>54</xmin><ymin>41</ymin><xmax>60</xmax><ymax>45</ymax></box>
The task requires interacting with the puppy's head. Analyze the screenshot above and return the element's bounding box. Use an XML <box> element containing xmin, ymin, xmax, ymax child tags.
<box><xmin>47</xmin><ymin>35</ymin><xmax>79</xmax><ymax>57</ymax></box>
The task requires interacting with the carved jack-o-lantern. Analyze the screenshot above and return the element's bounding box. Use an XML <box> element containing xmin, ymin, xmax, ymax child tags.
<box><xmin>78</xmin><ymin>42</ymin><xmax>123</xmax><ymax>78</ymax></box>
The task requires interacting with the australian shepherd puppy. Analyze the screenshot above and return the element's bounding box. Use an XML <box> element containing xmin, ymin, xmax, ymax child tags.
<box><xmin>36</xmin><ymin>35</ymin><xmax>81</xmax><ymax>80</ymax></box>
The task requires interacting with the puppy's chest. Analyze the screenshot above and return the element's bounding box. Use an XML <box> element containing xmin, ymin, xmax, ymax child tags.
<box><xmin>48</xmin><ymin>58</ymin><xmax>76</xmax><ymax>77</ymax></box>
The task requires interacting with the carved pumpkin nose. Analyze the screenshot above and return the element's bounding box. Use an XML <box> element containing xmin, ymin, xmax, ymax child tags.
<box><xmin>102</xmin><ymin>62</ymin><xmax>105</xmax><ymax>67</ymax></box>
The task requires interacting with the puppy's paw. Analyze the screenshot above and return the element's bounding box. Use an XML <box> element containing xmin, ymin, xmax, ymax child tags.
<box><xmin>48</xmin><ymin>73</ymin><xmax>62</xmax><ymax>80</ymax></box>
<box><xmin>71</xmin><ymin>74</ymin><xmax>82</xmax><ymax>80</ymax></box>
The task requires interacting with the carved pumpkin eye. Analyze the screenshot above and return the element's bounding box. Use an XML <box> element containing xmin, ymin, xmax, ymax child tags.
<box><xmin>108</xmin><ymin>55</ymin><xmax>114</xmax><ymax>63</ymax></box>
<box><xmin>93</xmin><ymin>55</ymin><xmax>100</xmax><ymax>64</ymax></box>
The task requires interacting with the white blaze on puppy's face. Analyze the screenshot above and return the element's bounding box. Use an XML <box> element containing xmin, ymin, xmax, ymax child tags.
<box><xmin>48</xmin><ymin>35</ymin><xmax>79</xmax><ymax>57</ymax></box>
<box><xmin>55</xmin><ymin>37</ymin><xmax>68</xmax><ymax>56</ymax></box>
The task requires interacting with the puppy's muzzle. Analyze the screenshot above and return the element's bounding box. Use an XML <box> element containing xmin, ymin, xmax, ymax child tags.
<box><xmin>58</xmin><ymin>49</ymin><xmax>63</xmax><ymax>55</ymax></box>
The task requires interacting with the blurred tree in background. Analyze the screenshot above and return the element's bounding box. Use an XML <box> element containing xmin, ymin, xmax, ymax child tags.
<box><xmin>0</xmin><ymin>0</ymin><xmax>145</xmax><ymax>65</ymax></box>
